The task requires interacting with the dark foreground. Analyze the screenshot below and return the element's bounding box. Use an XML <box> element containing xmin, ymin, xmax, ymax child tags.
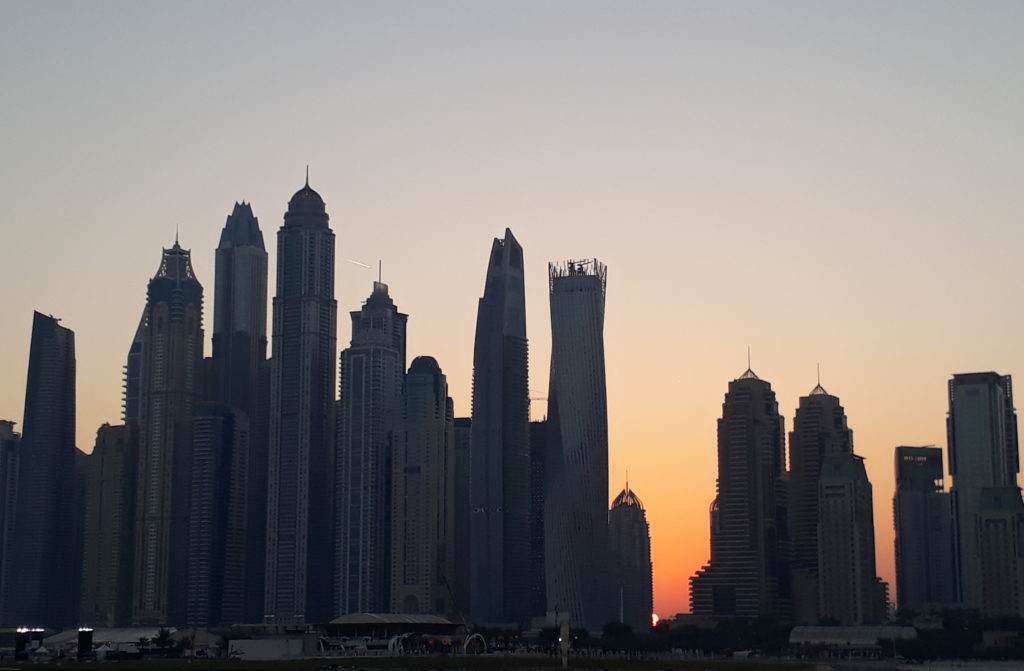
<box><xmin>4</xmin><ymin>655</ymin><xmax>817</xmax><ymax>671</ymax></box>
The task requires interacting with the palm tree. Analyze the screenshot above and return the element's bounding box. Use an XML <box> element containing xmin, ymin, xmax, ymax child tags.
<box><xmin>136</xmin><ymin>636</ymin><xmax>150</xmax><ymax>655</ymax></box>
<box><xmin>154</xmin><ymin>627</ymin><xmax>175</xmax><ymax>650</ymax></box>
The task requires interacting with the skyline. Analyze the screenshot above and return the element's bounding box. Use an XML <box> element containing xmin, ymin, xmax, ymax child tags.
<box><xmin>2</xmin><ymin>1</ymin><xmax>1024</xmax><ymax>618</ymax></box>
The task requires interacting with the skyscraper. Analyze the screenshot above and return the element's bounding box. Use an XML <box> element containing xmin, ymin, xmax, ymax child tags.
<box><xmin>390</xmin><ymin>356</ymin><xmax>455</xmax><ymax>615</ymax></box>
<box><xmin>132</xmin><ymin>241</ymin><xmax>204</xmax><ymax>625</ymax></box>
<box><xmin>690</xmin><ymin>367</ymin><xmax>789</xmax><ymax>619</ymax></box>
<box><xmin>528</xmin><ymin>419</ymin><xmax>548</xmax><ymax>619</ymax></box>
<box><xmin>80</xmin><ymin>424</ymin><xmax>139</xmax><ymax>627</ymax></box>
<box><xmin>609</xmin><ymin>483</ymin><xmax>653</xmax><ymax>632</ymax></box>
<box><xmin>265</xmin><ymin>178</ymin><xmax>337</xmax><ymax>624</ymax></box>
<box><xmin>544</xmin><ymin>259</ymin><xmax>610</xmax><ymax>630</ymax></box>
<box><xmin>211</xmin><ymin>201</ymin><xmax>269</xmax><ymax>623</ymax></box>
<box><xmin>469</xmin><ymin>229</ymin><xmax>531</xmax><ymax>625</ymax></box>
<box><xmin>948</xmin><ymin>372</ymin><xmax>1019</xmax><ymax>608</ymax></box>
<box><xmin>187</xmin><ymin>405</ymin><xmax>249</xmax><ymax>626</ymax></box>
<box><xmin>11</xmin><ymin>311</ymin><xmax>77</xmax><ymax>627</ymax></box>
<box><xmin>975</xmin><ymin>486</ymin><xmax>1024</xmax><ymax>617</ymax></box>
<box><xmin>788</xmin><ymin>381</ymin><xmax>853</xmax><ymax>622</ymax></box>
<box><xmin>0</xmin><ymin>420</ymin><xmax>18</xmax><ymax>625</ymax></box>
<box><xmin>452</xmin><ymin>418</ymin><xmax>472</xmax><ymax>619</ymax></box>
<box><xmin>335</xmin><ymin>281</ymin><xmax>406</xmax><ymax>615</ymax></box>
<box><xmin>818</xmin><ymin>453</ymin><xmax>885</xmax><ymax>624</ymax></box>
<box><xmin>893</xmin><ymin>446</ymin><xmax>955</xmax><ymax>612</ymax></box>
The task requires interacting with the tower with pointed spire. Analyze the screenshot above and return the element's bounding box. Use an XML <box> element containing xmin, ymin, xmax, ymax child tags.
<box><xmin>787</xmin><ymin>374</ymin><xmax>853</xmax><ymax>623</ymax></box>
<box><xmin>690</xmin><ymin>364</ymin><xmax>790</xmax><ymax>618</ymax></box>
<box><xmin>609</xmin><ymin>479</ymin><xmax>653</xmax><ymax>631</ymax></box>
<box><xmin>265</xmin><ymin>177</ymin><xmax>337</xmax><ymax>625</ymax></box>
<box><xmin>334</xmin><ymin>281</ymin><xmax>407</xmax><ymax>615</ymax></box>
<box><xmin>131</xmin><ymin>240</ymin><xmax>204</xmax><ymax>625</ymax></box>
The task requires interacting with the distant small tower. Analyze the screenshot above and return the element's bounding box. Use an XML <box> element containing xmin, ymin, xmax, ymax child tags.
<box><xmin>609</xmin><ymin>480</ymin><xmax>653</xmax><ymax>631</ymax></box>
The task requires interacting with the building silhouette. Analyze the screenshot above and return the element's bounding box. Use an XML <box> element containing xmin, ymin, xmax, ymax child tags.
<box><xmin>9</xmin><ymin>312</ymin><xmax>78</xmax><ymax>628</ymax></box>
<box><xmin>948</xmin><ymin>372</ymin><xmax>1019</xmax><ymax>609</ymax></box>
<box><xmin>80</xmin><ymin>423</ymin><xmax>138</xmax><ymax>627</ymax></box>
<box><xmin>335</xmin><ymin>281</ymin><xmax>407</xmax><ymax>615</ymax></box>
<box><xmin>469</xmin><ymin>229</ymin><xmax>531</xmax><ymax>625</ymax></box>
<box><xmin>788</xmin><ymin>381</ymin><xmax>852</xmax><ymax>622</ymax></box>
<box><xmin>528</xmin><ymin>419</ymin><xmax>548</xmax><ymax>619</ymax></box>
<box><xmin>818</xmin><ymin>453</ymin><xmax>885</xmax><ymax>624</ymax></box>
<box><xmin>452</xmin><ymin>418</ymin><xmax>472</xmax><ymax>621</ymax></box>
<box><xmin>609</xmin><ymin>482</ymin><xmax>653</xmax><ymax>632</ymax></box>
<box><xmin>132</xmin><ymin>241</ymin><xmax>204</xmax><ymax>625</ymax></box>
<box><xmin>187</xmin><ymin>405</ymin><xmax>249</xmax><ymax>626</ymax></box>
<box><xmin>211</xmin><ymin>201</ymin><xmax>269</xmax><ymax>623</ymax></box>
<box><xmin>893</xmin><ymin>445</ymin><xmax>955</xmax><ymax>612</ymax></box>
<box><xmin>544</xmin><ymin>259</ymin><xmax>610</xmax><ymax>630</ymax></box>
<box><xmin>0</xmin><ymin>420</ymin><xmax>19</xmax><ymax>625</ymax></box>
<box><xmin>265</xmin><ymin>178</ymin><xmax>337</xmax><ymax>624</ymax></box>
<box><xmin>390</xmin><ymin>356</ymin><xmax>455</xmax><ymax>615</ymax></box>
<box><xmin>976</xmin><ymin>486</ymin><xmax>1024</xmax><ymax>617</ymax></box>
<box><xmin>690</xmin><ymin>367</ymin><xmax>789</xmax><ymax>618</ymax></box>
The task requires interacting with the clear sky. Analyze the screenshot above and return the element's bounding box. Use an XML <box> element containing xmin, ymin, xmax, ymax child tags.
<box><xmin>1</xmin><ymin>1</ymin><xmax>1022</xmax><ymax>618</ymax></box>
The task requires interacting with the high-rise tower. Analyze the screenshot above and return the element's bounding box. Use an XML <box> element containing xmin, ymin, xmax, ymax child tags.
<box><xmin>390</xmin><ymin>356</ymin><xmax>455</xmax><ymax>615</ymax></box>
<box><xmin>212</xmin><ymin>201</ymin><xmax>269</xmax><ymax>622</ymax></box>
<box><xmin>0</xmin><ymin>420</ymin><xmax>19</xmax><ymax>625</ymax></box>
<box><xmin>265</xmin><ymin>178</ymin><xmax>337</xmax><ymax>624</ymax></box>
<box><xmin>10</xmin><ymin>312</ymin><xmax>77</xmax><ymax>627</ymax></box>
<box><xmin>469</xmin><ymin>229</ymin><xmax>531</xmax><ymax>625</ymax></box>
<box><xmin>788</xmin><ymin>380</ymin><xmax>852</xmax><ymax>622</ymax></box>
<box><xmin>544</xmin><ymin>259</ymin><xmax>610</xmax><ymax>630</ymax></box>
<box><xmin>609</xmin><ymin>483</ymin><xmax>653</xmax><ymax>632</ymax></box>
<box><xmin>893</xmin><ymin>446</ymin><xmax>955</xmax><ymax>611</ymax></box>
<box><xmin>132</xmin><ymin>241</ymin><xmax>204</xmax><ymax>625</ymax></box>
<box><xmin>690</xmin><ymin>367</ymin><xmax>789</xmax><ymax>618</ymax></box>
<box><xmin>818</xmin><ymin>453</ymin><xmax>885</xmax><ymax>624</ymax></box>
<box><xmin>335</xmin><ymin>281</ymin><xmax>406</xmax><ymax>615</ymax></box>
<box><xmin>948</xmin><ymin>372</ymin><xmax>1019</xmax><ymax>608</ymax></box>
<box><xmin>80</xmin><ymin>424</ymin><xmax>139</xmax><ymax>627</ymax></box>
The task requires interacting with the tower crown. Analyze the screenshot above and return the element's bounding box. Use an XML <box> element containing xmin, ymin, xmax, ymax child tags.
<box><xmin>612</xmin><ymin>487</ymin><xmax>645</xmax><ymax>510</ymax></box>
<box><xmin>287</xmin><ymin>177</ymin><xmax>326</xmax><ymax>215</ymax></box>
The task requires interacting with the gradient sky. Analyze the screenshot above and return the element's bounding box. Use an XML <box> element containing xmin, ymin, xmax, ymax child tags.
<box><xmin>2</xmin><ymin>1</ymin><xmax>1023</xmax><ymax>618</ymax></box>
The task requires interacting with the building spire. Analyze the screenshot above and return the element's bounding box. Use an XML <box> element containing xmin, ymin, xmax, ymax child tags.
<box><xmin>739</xmin><ymin>346</ymin><xmax>759</xmax><ymax>380</ymax></box>
<box><xmin>175</xmin><ymin>224</ymin><xmax>179</xmax><ymax>246</ymax></box>
<box><xmin>305</xmin><ymin>164</ymin><xmax>309</xmax><ymax>188</ymax></box>
<box><xmin>810</xmin><ymin>362</ymin><xmax>829</xmax><ymax>396</ymax></box>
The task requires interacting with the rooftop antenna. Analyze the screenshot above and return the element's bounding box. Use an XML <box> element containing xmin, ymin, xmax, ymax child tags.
<box><xmin>817</xmin><ymin>362</ymin><xmax>821</xmax><ymax>387</ymax></box>
<box><xmin>305</xmin><ymin>164</ymin><xmax>309</xmax><ymax>187</ymax></box>
<box><xmin>747</xmin><ymin>345</ymin><xmax>751</xmax><ymax>370</ymax></box>
<box><xmin>175</xmin><ymin>224</ymin><xmax>179</xmax><ymax>246</ymax></box>
<box><xmin>378</xmin><ymin>259</ymin><xmax>382</xmax><ymax>284</ymax></box>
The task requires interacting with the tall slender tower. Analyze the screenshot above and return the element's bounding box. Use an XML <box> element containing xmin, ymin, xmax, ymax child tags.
<box><xmin>544</xmin><ymin>259</ymin><xmax>610</xmax><ymax>630</ymax></box>
<box><xmin>390</xmin><ymin>356</ymin><xmax>455</xmax><ymax>615</ymax></box>
<box><xmin>893</xmin><ymin>446</ymin><xmax>955</xmax><ymax>611</ymax></box>
<box><xmin>469</xmin><ymin>229</ymin><xmax>531</xmax><ymax>625</ymax></box>
<box><xmin>265</xmin><ymin>178</ymin><xmax>337</xmax><ymax>624</ymax></box>
<box><xmin>0</xmin><ymin>420</ymin><xmax>19</xmax><ymax>625</ymax></box>
<box><xmin>788</xmin><ymin>381</ymin><xmax>853</xmax><ymax>622</ymax></box>
<box><xmin>212</xmin><ymin>201</ymin><xmax>269</xmax><ymax>622</ymax></box>
<box><xmin>948</xmin><ymin>372</ymin><xmax>1019</xmax><ymax>608</ymax></box>
<box><xmin>609</xmin><ymin>482</ymin><xmax>653</xmax><ymax>632</ymax></box>
<box><xmin>335</xmin><ymin>281</ymin><xmax>406</xmax><ymax>615</ymax></box>
<box><xmin>690</xmin><ymin>367</ymin><xmax>789</xmax><ymax>618</ymax></box>
<box><xmin>132</xmin><ymin>241</ymin><xmax>204</xmax><ymax>625</ymax></box>
<box><xmin>10</xmin><ymin>312</ymin><xmax>77</xmax><ymax>627</ymax></box>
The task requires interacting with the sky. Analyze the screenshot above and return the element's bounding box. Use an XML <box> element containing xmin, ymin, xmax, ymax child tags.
<box><xmin>1</xmin><ymin>1</ymin><xmax>1023</xmax><ymax>618</ymax></box>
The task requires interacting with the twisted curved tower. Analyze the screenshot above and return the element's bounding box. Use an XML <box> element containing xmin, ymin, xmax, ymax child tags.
<box><xmin>544</xmin><ymin>259</ymin><xmax>609</xmax><ymax>630</ymax></box>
